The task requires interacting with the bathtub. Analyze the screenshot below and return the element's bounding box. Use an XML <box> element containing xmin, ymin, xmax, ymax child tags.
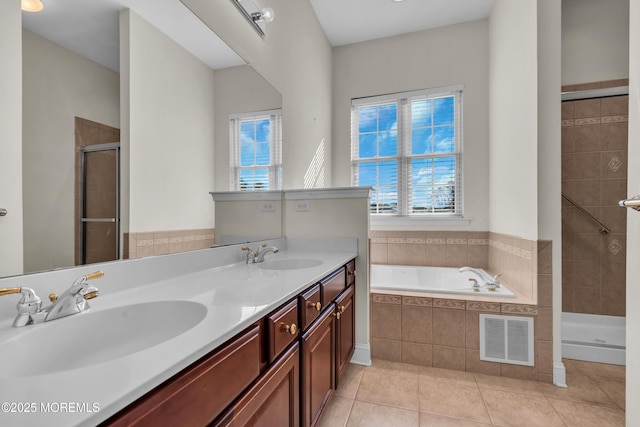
<box><xmin>561</xmin><ymin>312</ymin><xmax>625</xmax><ymax>365</ymax></box>
<box><xmin>370</xmin><ymin>264</ymin><xmax>516</xmax><ymax>298</ymax></box>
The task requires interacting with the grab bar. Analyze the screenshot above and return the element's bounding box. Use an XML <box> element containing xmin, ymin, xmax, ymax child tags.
<box><xmin>562</xmin><ymin>192</ymin><xmax>610</xmax><ymax>234</ymax></box>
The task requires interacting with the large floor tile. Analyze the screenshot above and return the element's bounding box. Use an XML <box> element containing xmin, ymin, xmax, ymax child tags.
<box><xmin>549</xmin><ymin>398</ymin><xmax>626</xmax><ymax>427</ymax></box>
<box><xmin>480</xmin><ymin>388</ymin><xmax>567</xmax><ymax>427</ymax></box>
<box><xmin>356</xmin><ymin>369</ymin><xmax>420</xmax><ymax>410</ymax></box>
<box><xmin>474</xmin><ymin>373</ymin><xmax>554</xmax><ymax>396</ymax></box>
<box><xmin>369</xmin><ymin>359</ymin><xmax>422</xmax><ymax>376</ymax></box>
<box><xmin>562</xmin><ymin>359</ymin><xmax>625</xmax><ymax>381</ymax></box>
<box><xmin>346</xmin><ymin>400</ymin><xmax>419</xmax><ymax>427</ymax></box>
<box><xmin>336</xmin><ymin>364</ymin><xmax>365</xmax><ymax>399</ymax></box>
<box><xmin>542</xmin><ymin>373</ymin><xmax>618</xmax><ymax>407</ymax></box>
<box><xmin>419</xmin><ymin>366</ymin><xmax>477</xmax><ymax>387</ymax></box>
<box><xmin>418</xmin><ymin>377</ymin><xmax>491</xmax><ymax>423</ymax></box>
<box><xmin>317</xmin><ymin>396</ymin><xmax>354</xmax><ymax>427</ymax></box>
<box><xmin>419</xmin><ymin>412</ymin><xmax>492</xmax><ymax>426</ymax></box>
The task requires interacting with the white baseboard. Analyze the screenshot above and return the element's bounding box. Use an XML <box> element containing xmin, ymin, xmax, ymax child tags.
<box><xmin>350</xmin><ymin>343</ymin><xmax>371</xmax><ymax>366</ymax></box>
<box><xmin>553</xmin><ymin>361</ymin><xmax>567</xmax><ymax>388</ymax></box>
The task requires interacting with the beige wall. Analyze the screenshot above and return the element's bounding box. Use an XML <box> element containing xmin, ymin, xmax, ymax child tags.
<box><xmin>488</xmin><ymin>0</ymin><xmax>539</xmax><ymax>241</ymax></box>
<box><xmin>182</xmin><ymin>0</ymin><xmax>333</xmax><ymax>190</ymax></box>
<box><xmin>213</xmin><ymin>65</ymin><xmax>282</xmax><ymax>192</ymax></box>
<box><xmin>0</xmin><ymin>0</ymin><xmax>23</xmax><ymax>277</ymax></box>
<box><xmin>331</xmin><ymin>20</ymin><xmax>491</xmax><ymax>231</ymax></box>
<box><xmin>562</xmin><ymin>0</ymin><xmax>629</xmax><ymax>86</ymax></box>
<box><xmin>22</xmin><ymin>30</ymin><xmax>120</xmax><ymax>273</ymax></box>
<box><xmin>121</xmin><ymin>10</ymin><xmax>215</xmax><ymax>234</ymax></box>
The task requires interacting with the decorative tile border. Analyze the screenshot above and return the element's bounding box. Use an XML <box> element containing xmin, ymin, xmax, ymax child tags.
<box><xmin>372</xmin><ymin>294</ymin><xmax>402</xmax><ymax>304</ymax></box>
<box><xmin>501</xmin><ymin>303</ymin><xmax>538</xmax><ymax>315</ymax></box>
<box><xmin>601</xmin><ymin>115</ymin><xmax>628</xmax><ymax>124</ymax></box>
<box><xmin>466</xmin><ymin>301</ymin><xmax>500</xmax><ymax>312</ymax></box>
<box><xmin>402</xmin><ymin>296</ymin><xmax>433</xmax><ymax>307</ymax></box>
<box><xmin>433</xmin><ymin>298</ymin><xmax>466</xmax><ymax>310</ymax></box>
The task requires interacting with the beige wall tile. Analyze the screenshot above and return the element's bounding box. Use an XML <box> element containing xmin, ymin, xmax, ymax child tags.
<box><xmin>402</xmin><ymin>342</ymin><xmax>432</xmax><ymax>367</ymax></box>
<box><xmin>432</xmin><ymin>345</ymin><xmax>466</xmax><ymax>371</ymax></box>
<box><xmin>465</xmin><ymin>349</ymin><xmax>501</xmax><ymax>376</ymax></box>
<box><xmin>432</xmin><ymin>308</ymin><xmax>466</xmax><ymax>347</ymax></box>
<box><xmin>402</xmin><ymin>305</ymin><xmax>433</xmax><ymax>344</ymax></box>
<box><xmin>500</xmin><ymin>363</ymin><xmax>538</xmax><ymax>382</ymax></box>
<box><xmin>371</xmin><ymin>302</ymin><xmax>402</xmax><ymax>340</ymax></box>
<box><xmin>371</xmin><ymin>337</ymin><xmax>402</xmax><ymax>362</ymax></box>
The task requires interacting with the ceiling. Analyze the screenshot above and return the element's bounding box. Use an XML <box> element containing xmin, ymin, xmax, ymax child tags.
<box><xmin>309</xmin><ymin>0</ymin><xmax>495</xmax><ymax>47</ymax></box>
<box><xmin>21</xmin><ymin>0</ymin><xmax>245</xmax><ymax>72</ymax></box>
<box><xmin>21</xmin><ymin>0</ymin><xmax>495</xmax><ymax>72</ymax></box>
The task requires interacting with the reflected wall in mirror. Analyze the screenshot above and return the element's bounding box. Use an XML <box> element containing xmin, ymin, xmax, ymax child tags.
<box><xmin>15</xmin><ymin>0</ymin><xmax>283</xmax><ymax>278</ymax></box>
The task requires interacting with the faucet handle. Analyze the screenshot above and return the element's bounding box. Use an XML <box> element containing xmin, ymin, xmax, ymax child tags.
<box><xmin>0</xmin><ymin>287</ymin><xmax>42</xmax><ymax>314</ymax></box>
<box><xmin>85</xmin><ymin>271</ymin><xmax>104</xmax><ymax>281</ymax></box>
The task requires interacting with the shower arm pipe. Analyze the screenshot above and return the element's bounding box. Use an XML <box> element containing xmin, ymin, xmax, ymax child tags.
<box><xmin>561</xmin><ymin>192</ymin><xmax>610</xmax><ymax>235</ymax></box>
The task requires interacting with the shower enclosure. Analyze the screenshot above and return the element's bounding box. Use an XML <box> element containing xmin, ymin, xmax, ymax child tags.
<box><xmin>561</xmin><ymin>83</ymin><xmax>628</xmax><ymax>365</ymax></box>
<box><xmin>80</xmin><ymin>142</ymin><xmax>120</xmax><ymax>265</ymax></box>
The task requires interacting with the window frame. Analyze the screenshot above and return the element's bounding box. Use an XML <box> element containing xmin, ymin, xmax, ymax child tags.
<box><xmin>229</xmin><ymin>109</ymin><xmax>282</xmax><ymax>191</ymax></box>
<box><xmin>351</xmin><ymin>85</ymin><xmax>465</xmax><ymax>221</ymax></box>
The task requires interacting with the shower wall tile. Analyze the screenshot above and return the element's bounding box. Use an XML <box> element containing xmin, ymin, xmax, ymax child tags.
<box><xmin>562</xmin><ymin>87</ymin><xmax>629</xmax><ymax>315</ymax></box>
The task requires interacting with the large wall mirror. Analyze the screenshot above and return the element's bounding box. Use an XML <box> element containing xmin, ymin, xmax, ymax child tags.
<box><xmin>16</xmin><ymin>0</ymin><xmax>283</xmax><ymax>278</ymax></box>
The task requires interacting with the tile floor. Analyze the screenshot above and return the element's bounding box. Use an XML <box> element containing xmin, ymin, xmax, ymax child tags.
<box><xmin>318</xmin><ymin>358</ymin><xmax>625</xmax><ymax>427</ymax></box>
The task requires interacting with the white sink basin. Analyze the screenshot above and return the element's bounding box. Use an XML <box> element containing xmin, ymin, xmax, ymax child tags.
<box><xmin>257</xmin><ymin>259</ymin><xmax>323</xmax><ymax>270</ymax></box>
<box><xmin>0</xmin><ymin>300</ymin><xmax>207</xmax><ymax>378</ymax></box>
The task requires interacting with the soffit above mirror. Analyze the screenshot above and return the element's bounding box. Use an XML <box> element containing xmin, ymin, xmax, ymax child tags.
<box><xmin>21</xmin><ymin>0</ymin><xmax>245</xmax><ymax>72</ymax></box>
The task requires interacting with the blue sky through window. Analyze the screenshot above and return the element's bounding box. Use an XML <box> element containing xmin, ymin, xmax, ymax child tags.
<box><xmin>354</xmin><ymin>92</ymin><xmax>459</xmax><ymax>214</ymax></box>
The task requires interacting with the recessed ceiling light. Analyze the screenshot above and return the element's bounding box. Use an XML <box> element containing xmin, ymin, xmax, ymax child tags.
<box><xmin>391</xmin><ymin>0</ymin><xmax>406</xmax><ymax>2</ymax></box>
<box><xmin>22</xmin><ymin>0</ymin><xmax>44</xmax><ymax>12</ymax></box>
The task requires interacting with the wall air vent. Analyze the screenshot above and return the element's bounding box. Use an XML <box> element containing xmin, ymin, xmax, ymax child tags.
<box><xmin>479</xmin><ymin>314</ymin><xmax>534</xmax><ymax>366</ymax></box>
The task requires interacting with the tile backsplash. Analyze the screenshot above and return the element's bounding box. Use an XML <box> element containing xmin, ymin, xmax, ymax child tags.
<box><xmin>123</xmin><ymin>228</ymin><xmax>215</xmax><ymax>259</ymax></box>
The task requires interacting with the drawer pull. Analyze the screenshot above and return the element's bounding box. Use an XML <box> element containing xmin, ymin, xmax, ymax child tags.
<box><xmin>348</xmin><ymin>270</ymin><xmax>356</xmax><ymax>277</ymax></box>
<box><xmin>333</xmin><ymin>312</ymin><xmax>341</xmax><ymax>320</ymax></box>
<box><xmin>338</xmin><ymin>305</ymin><xmax>346</xmax><ymax>314</ymax></box>
<box><xmin>308</xmin><ymin>301</ymin><xmax>322</xmax><ymax>312</ymax></box>
<box><xmin>282</xmin><ymin>323</ymin><xmax>297</xmax><ymax>335</ymax></box>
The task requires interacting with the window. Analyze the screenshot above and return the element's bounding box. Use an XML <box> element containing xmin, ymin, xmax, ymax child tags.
<box><xmin>351</xmin><ymin>86</ymin><xmax>462</xmax><ymax>217</ymax></box>
<box><xmin>230</xmin><ymin>109</ymin><xmax>282</xmax><ymax>191</ymax></box>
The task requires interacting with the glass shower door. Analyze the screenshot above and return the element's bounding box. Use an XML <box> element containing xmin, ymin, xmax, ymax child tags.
<box><xmin>81</xmin><ymin>142</ymin><xmax>120</xmax><ymax>265</ymax></box>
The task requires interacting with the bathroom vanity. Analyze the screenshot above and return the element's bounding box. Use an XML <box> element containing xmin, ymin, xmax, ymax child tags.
<box><xmin>104</xmin><ymin>259</ymin><xmax>355</xmax><ymax>426</ymax></box>
<box><xmin>0</xmin><ymin>238</ymin><xmax>358</xmax><ymax>427</ymax></box>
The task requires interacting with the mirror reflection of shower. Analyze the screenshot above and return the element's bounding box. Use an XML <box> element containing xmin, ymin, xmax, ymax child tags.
<box><xmin>80</xmin><ymin>142</ymin><xmax>120</xmax><ymax>265</ymax></box>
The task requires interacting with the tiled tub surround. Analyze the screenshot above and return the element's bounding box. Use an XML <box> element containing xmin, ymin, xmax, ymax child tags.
<box><xmin>370</xmin><ymin>240</ymin><xmax>554</xmax><ymax>383</ymax></box>
<box><xmin>561</xmin><ymin>80</ymin><xmax>628</xmax><ymax>316</ymax></box>
<box><xmin>123</xmin><ymin>228</ymin><xmax>215</xmax><ymax>259</ymax></box>
<box><xmin>370</xmin><ymin>231</ymin><xmax>538</xmax><ymax>301</ymax></box>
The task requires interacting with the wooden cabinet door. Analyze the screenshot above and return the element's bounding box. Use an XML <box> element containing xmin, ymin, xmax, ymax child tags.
<box><xmin>301</xmin><ymin>306</ymin><xmax>335</xmax><ymax>427</ymax></box>
<box><xmin>215</xmin><ymin>343</ymin><xmax>300</xmax><ymax>427</ymax></box>
<box><xmin>334</xmin><ymin>285</ymin><xmax>355</xmax><ymax>388</ymax></box>
<box><xmin>103</xmin><ymin>324</ymin><xmax>261</xmax><ymax>427</ymax></box>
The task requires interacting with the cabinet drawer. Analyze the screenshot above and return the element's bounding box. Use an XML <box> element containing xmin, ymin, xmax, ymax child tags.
<box><xmin>320</xmin><ymin>268</ymin><xmax>346</xmax><ymax>306</ymax></box>
<box><xmin>267</xmin><ymin>299</ymin><xmax>299</xmax><ymax>363</ymax></box>
<box><xmin>299</xmin><ymin>284</ymin><xmax>322</xmax><ymax>331</ymax></box>
<box><xmin>104</xmin><ymin>324</ymin><xmax>261</xmax><ymax>427</ymax></box>
<box><xmin>346</xmin><ymin>260</ymin><xmax>356</xmax><ymax>287</ymax></box>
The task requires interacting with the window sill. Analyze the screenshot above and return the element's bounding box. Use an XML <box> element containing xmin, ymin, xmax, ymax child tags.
<box><xmin>370</xmin><ymin>215</ymin><xmax>471</xmax><ymax>230</ymax></box>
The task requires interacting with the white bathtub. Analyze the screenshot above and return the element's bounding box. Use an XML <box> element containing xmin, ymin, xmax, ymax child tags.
<box><xmin>370</xmin><ymin>264</ymin><xmax>516</xmax><ymax>298</ymax></box>
<box><xmin>561</xmin><ymin>312</ymin><xmax>625</xmax><ymax>365</ymax></box>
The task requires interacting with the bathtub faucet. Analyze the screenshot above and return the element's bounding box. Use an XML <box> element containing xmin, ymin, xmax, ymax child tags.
<box><xmin>459</xmin><ymin>267</ymin><xmax>501</xmax><ymax>289</ymax></box>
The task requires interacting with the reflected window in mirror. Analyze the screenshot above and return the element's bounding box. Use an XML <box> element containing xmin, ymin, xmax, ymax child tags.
<box><xmin>230</xmin><ymin>109</ymin><xmax>282</xmax><ymax>191</ymax></box>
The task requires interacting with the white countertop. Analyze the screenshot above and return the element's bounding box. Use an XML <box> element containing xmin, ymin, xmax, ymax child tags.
<box><xmin>0</xmin><ymin>244</ymin><xmax>357</xmax><ymax>426</ymax></box>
